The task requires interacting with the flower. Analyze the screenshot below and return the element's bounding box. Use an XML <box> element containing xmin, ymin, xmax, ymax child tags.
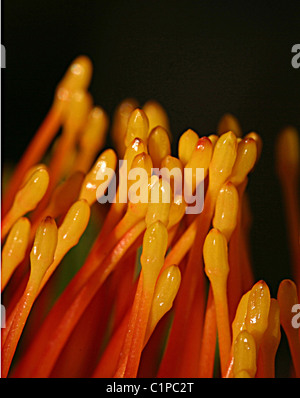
<box><xmin>1</xmin><ymin>56</ymin><xmax>299</xmax><ymax>378</ymax></box>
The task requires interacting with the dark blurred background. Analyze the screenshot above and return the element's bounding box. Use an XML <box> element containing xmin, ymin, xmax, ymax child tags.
<box><xmin>2</xmin><ymin>0</ymin><xmax>300</xmax><ymax>376</ymax></box>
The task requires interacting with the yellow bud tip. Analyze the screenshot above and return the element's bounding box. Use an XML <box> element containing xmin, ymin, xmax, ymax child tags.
<box><xmin>80</xmin><ymin>106</ymin><xmax>109</xmax><ymax>150</ymax></box>
<box><xmin>30</xmin><ymin>216</ymin><xmax>58</xmax><ymax>280</ymax></box>
<box><xmin>59</xmin><ymin>55</ymin><xmax>93</xmax><ymax>92</ymax></box>
<box><xmin>146</xmin><ymin>178</ymin><xmax>171</xmax><ymax>227</ymax></box>
<box><xmin>124</xmin><ymin>138</ymin><xmax>148</xmax><ymax>170</ymax></box>
<box><xmin>213</xmin><ymin>181</ymin><xmax>239</xmax><ymax>241</ymax></box>
<box><xmin>233</xmin><ymin>330</ymin><xmax>257</xmax><ymax>378</ymax></box>
<box><xmin>218</xmin><ymin>113</ymin><xmax>243</xmax><ymax>138</ymax></box>
<box><xmin>209</xmin><ymin>131</ymin><xmax>238</xmax><ymax>192</ymax></box>
<box><xmin>244</xmin><ymin>132</ymin><xmax>263</xmax><ymax>164</ymax></box>
<box><xmin>230</xmin><ymin>137</ymin><xmax>257</xmax><ymax>185</ymax></box>
<box><xmin>276</xmin><ymin>126</ymin><xmax>299</xmax><ymax>182</ymax></box>
<box><xmin>148</xmin><ymin>126</ymin><xmax>171</xmax><ymax>169</ymax></box>
<box><xmin>203</xmin><ymin>228</ymin><xmax>229</xmax><ymax>284</ymax></box>
<box><xmin>55</xmin><ymin>200</ymin><xmax>90</xmax><ymax>260</ymax></box>
<box><xmin>15</xmin><ymin>168</ymin><xmax>50</xmax><ymax>213</ymax></box>
<box><xmin>111</xmin><ymin>98</ymin><xmax>139</xmax><ymax>157</ymax></box>
<box><xmin>65</xmin><ymin>90</ymin><xmax>92</xmax><ymax>131</ymax></box>
<box><xmin>125</xmin><ymin>108</ymin><xmax>149</xmax><ymax>147</ymax></box>
<box><xmin>245</xmin><ymin>280</ymin><xmax>271</xmax><ymax>345</ymax></box>
<box><xmin>79</xmin><ymin>149</ymin><xmax>117</xmax><ymax>206</ymax></box>
<box><xmin>143</xmin><ymin>100</ymin><xmax>170</xmax><ymax>136</ymax></box>
<box><xmin>146</xmin><ymin>265</ymin><xmax>181</xmax><ymax>339</ymax></box>
<box><xmin>1</xmin><ymin>217</ymin><xmax>31</xmax><ymax>290</ymax></box>
<box><xmin>178</xmin><ymin>128</ymin><xmax>199</xmax><ymax>166</ymax></box>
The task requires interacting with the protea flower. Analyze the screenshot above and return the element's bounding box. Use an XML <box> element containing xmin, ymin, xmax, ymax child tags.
<box><xmin>1</xmin><ymin>56</ymin><xmax>299</xmax><ymax>378</ymax></box>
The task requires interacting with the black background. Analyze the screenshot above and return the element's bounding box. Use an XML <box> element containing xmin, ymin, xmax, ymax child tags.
<box><xmin>2</xmin><ymin>0</ymin><xmax>300</xmax><ymax>377</ymax></box>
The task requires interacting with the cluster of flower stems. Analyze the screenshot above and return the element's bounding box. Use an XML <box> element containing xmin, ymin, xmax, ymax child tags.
<box><xmin>1</xmin><ymin>56</ymin><xmax>300</xmax><ymax>378</ymax></box>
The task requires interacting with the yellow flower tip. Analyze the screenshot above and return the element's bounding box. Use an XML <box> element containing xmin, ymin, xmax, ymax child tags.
<box><xmin>230</xmin><ymin>137</ymin><xmax>258</xmax><ymax>186</ymax></box>
<box><xmin>54</xmin><ymin>56</ymin><xmax>93</xmax><ymax>113</ymax></box>
<box><xmin>178</xmin><ymin>128</ymin><xmax>199</xmax><ymax>166</ymax></box>
<box><xmin>217</xmin><ymin>113</ymin><xmax>243</xmax><ymax>138</ymax></box>
<box><xmin>127</xmin><ymin>152</ymin><xmax>153</xmax><ymax>219</ymax></box>
<box><xmin>203</xmin><ymin>228</ymin><xmax>229</xmax><ymax>287</ymax></box>
<box><xmin>148</xmin><ymin>126</ymin><xmax>171</xmax><ymax>169</ymax></box>
<box><xmin>277</xmin><ymin>279</ymin><xmax>299</xmax><ymax>332</ymax></box>
<box><xmin>55</xmin><ymin>199</ymin><xmax>90</xmax><ymax>260</ymax></box>
<box><xmin>167</xmin><ymin>194</ymin><xmax>186</xmax><ymax>229</ymax></box>
<box><xmin>160</xmin><ymin>155</ymin><xmax>183</xmax><ymax>197</ymax></box>
<box><xmin>141</xmin><ymin>220</ymin><xmax>169</xmax><ymax>287</ymax></box>
<box><xmin>80</xmin><ymin>106</ymin><xmax>109</xmax><ymax>151</ymax></box>
<box><xmin>124</xmin><ymin>137</ymin><xmax>148</xmax><ymax>171</ymax></box>
<box><xmin>244</xmin><ymin>132</ymin><xmax>263</xmax><ymax>164</ymax></box>
<box><xmin>146</xmin><ymin>178</ymin><xmax>171</xmax><ymax>228</ymax></box>
<box><xmin>276</xmin><ymin>126</ymin><xmax>299</xmax><ymax>183</ymax></box>
<box><xmin>111</xmin><ymin>98</ymin><xmax>139</xmax><ymax>157</ymax></box>
<box><xmin>245</xmin><ymin>280</ymin><xmax>271</xmax><ymax>346</ymax></box>
<box><xmin>30</xmin><ymin>216</ymin><xmax>58</xmax><ymax>283</ymax></box>
<box><xmin>79</xmin><ymin>149</ymin><xmax>117</xmax><ymax>206</ymax></box>
<box><xmin>124</xmin><ymin>108</ymin><xmax>149</xmax><ymax>147</ymax></box>
<box><xmin>208</xmin><ymin>134</ymin><xmax>218</xmax><ymax>148</ymax></box>
<box><xmin>146</xmin><ymin>265</ymin><xmax>181</xmax><ymax>340</ymax></box>
<box><xmin>232</xmin><ymin>291</ymin><xmax>251</xmax><ymax>346</ymax></box>
<box><xmin>209</xmin><ymin>131</ymin><xmax>238</xmax><ymax>193</ymax></box>
<box><xmin>213</xmin><ymin>181</ymin><xmax>239</xmax><ymax>242</ymax></box>
<box><xmin>15</xmin><ymin>167</ymin><xmax>50</xmax><ymax>214</ymax></box>
<box><xmin>64</xmin><ymin>89</ymin><xmax>93</xmax><ymax>132</ymax></box>
<box><xmin>143</xmin><ymin>100</ymin><xmax>170</xmax><ymax>137</ymax></box>
<box><xmin>21</xmin><ymin>163</ymin><xmax>48</xmax><ymax>189</ymax></box>
<box><xmin>233</xmin><ymin>330</ymin><xmax>257</xmax><ymax>378</ymax></box>
<box><xmin>187</xmin><ymin>136</ymin><xmax>213</xmax><ymax>175</ymax></box>
<box><xmin>59</xmin><ymin>55</ymin><xmax>93</xmax><ymax>92</ymax></box>
<box><xmin>1</xmin><ymin>217</ymin><xmax>31</xmax><ymax>290</ymax></box>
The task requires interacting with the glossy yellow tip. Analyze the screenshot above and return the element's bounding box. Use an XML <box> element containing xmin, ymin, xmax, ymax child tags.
<box><xmin>244</xmin><ymin>132</ymin><xmax>263</xmax><ymax>164</ymax></box>
<box><xmin>141</xmin><ymin>220</ymin><xmax>169</xmax><ymax>287</ymax></box>
<box><xmin>58</xmin><ymin>56</ymin><xmax>93</xmax><ymax>92</ymax></box>
<box><xmin>148</xmin><ymin>126</ymin><xmax>171</xmax><ymax>169</ymax></box>
<box><xmin>217</xmin><ymin>113</ymin><xmax>243</xmax><ymax>138</ymax></box>
<box><xmin>232</xmin><ymin>291</ymin><xmax>251</xmax><ymax>347</ymax></box>
<box><xmin>125</xmin><ymin>108</ymin><xmax>149</xmax><ymax>147</ymax></box>
<box><xmin>64</xmin><ymin>90</ymin><xmax>92</xmax><ymax>133</ymax></box>
<box><xmin>30</xmin><ymin>217</ymin><xmax>58</xmax><ymax>284</ymax></box>
<box><xmin>146</xmin><ymin>178</ymin><xmax>171</xmax><ymax>228</ymax></box>
<box><xmin>127</xmin><ymin>152</ymin><xmax>153</xmax><ymax>219</ymax></box>
<box><xmin>143</xmin><ymin>100</ymin><xmax>170</xmax><ymax>136</ymax></box>
<box><xmin>80</xmin><ymin>106</ymin><xmax>109</xmax><ymax>151</ymax></box>
<box><xmin>245</xmin><ymin>280</ymin><xmax>271</xmax><ymax>346</ymax></box>
<box><xmin>203</xmin><ymin>228</ymin><xmax>229</xmax><ymax>290</ymax></box>
<box><xmin>230</xmin><ymin>137</ymin><xmax>257</xmax><ymax>186</ymax></box>
<box><xmin>185</xmin><ymin>137</ymin><xmax>213</xmax><ymax>182</ymax></box>
<box><xmin>2</xmin><ymin>168</ymin><xmax>49</xmax><ymax>239</ymax></box>
<box><xmin>209</xmin><ymin>131</ymin><xmax>238</xmax><ymax>194</ymax></box>
<box><xmin>208</xmin><ymin>134</ymin><xmax>218</xmax><ymax>148</ymax></box>
<box><xmin>1</xmin><ymin>217</ymin><xmax>31</xmax><ymax>290</ymax></box>
<box><xmin>233</xmin><ymin>330</ymin><xmax>257</xmax><ymax>378</ymax></box>
<box><xmin>111</xmin><ymin>98</ymin><xmax>139</xmax><ymax>157</ymax></box>
<box><xmin>79</xmin><ymin>149</ymin><xmax>117</xmax><ymax>206</ymax></box>
<box><xmin>178</xmin><ymin>129</ymin><xmax>199</xmax><ymax>166</ymax></box>
<box><xmin>124</xmin><ymin>138</ymin><xmax>148</xmax><ymax>171</ymax></box>
<box><xmin>277</xmin><ymin>279</ymin><xmax>299</xmax><ymax>333</ymax></box>
<box><xmin>54</xmin><ymin>200</ymin><xmax>91</xmax><ymax>262</ymax></box>
<box><xmin>146</xmin><ymin>265</ymin><xmax>181</xmax><ymax>341</ymax></box>
<box><xmin>213</xmin><ymin>182</ymin><xmax>239</xmax><ymax>241</ymax></box>
<box><xmin>276</xmin><ymin>126</ymin><xmax>299</xmax><ymax>183</ymax></box>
